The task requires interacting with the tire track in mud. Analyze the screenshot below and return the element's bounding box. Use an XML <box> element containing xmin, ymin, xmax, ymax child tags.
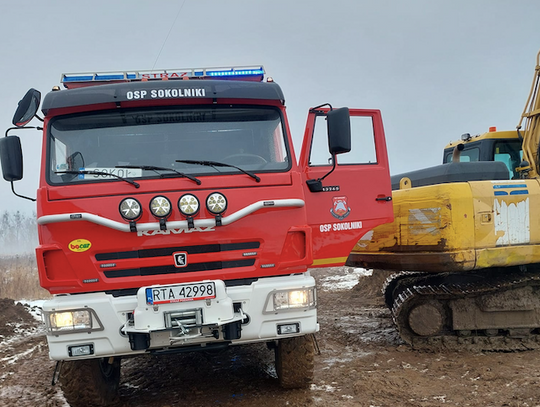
<box><xmin>2</xmin><ymin>269</ymin><xmax>540</xmax><ymax>406</ymax></box>
<box><xmin>0</xmin><ymin>302</ymin><xmax>67</xmax><ymax>406</ymax></box>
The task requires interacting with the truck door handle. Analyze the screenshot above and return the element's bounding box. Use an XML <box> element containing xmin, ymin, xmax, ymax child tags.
<box><xmin>376</xmin><ymin>196</ymin><xmax>392</xmax><ymax>202</ymax></box>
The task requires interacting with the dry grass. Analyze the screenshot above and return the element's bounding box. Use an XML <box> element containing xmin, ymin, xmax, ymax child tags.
<box><xmin>0</xmin><ymin>255</ymin><xmax>51</xmax><ymax>300</ymax></box>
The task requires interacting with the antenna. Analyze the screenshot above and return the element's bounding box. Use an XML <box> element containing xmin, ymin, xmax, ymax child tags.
<box><xmin>151</xmin><ymin>0</ymin><xmax>186</xmax><ymax>71</ymax></box>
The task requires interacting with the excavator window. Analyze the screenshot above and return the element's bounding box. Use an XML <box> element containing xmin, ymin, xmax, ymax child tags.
<box><xmin>443</xmin><ymin>139</ymin><xmax>522</xmax><ymax>179</ymax></box>
<box><xmin>493</xmin><ymin>140</ymin><xmax>522</xmax><ymax>179</ymax></box>
<box><xmin>444</xmin><ymin>147</ymin><xmax>479</xmax><ymax>163</ymax></box>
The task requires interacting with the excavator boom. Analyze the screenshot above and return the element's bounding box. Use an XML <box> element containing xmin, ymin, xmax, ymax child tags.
<box><xmin>518</xmin><ymin>50</ymin><xmax>540</xmax><ymax>179</ymax></box>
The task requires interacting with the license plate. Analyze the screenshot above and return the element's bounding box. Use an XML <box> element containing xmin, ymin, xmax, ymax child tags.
<box><xmin>145</xmin><ymin>282</ymin><xmax>216</xmax><ymax>305</ymax></box>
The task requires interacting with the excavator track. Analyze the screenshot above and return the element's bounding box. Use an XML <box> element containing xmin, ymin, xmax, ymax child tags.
<box><xmin>386</xmin><ymin>267</ymin><xmax>540</xmax><ymax>351</ymax></box>
<box><xmin>382</xmin><ymin>271</ymin><xmax>424</xmax><ymax>309</ymax></box>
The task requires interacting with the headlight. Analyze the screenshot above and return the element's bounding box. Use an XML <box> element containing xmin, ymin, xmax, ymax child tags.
<box><xmin>150</xmin><ymin>195</ymin><xmax>172</xmax><ymax>218</ymax></box>
<box><xmin>119</xmin><ymin>198</ymin><xmax>142</xmax><ymax>221</ymax></box>
<box><xmin>272</xmin><ymin>288</ymin><xmax>316</xmax><ymax>311</ymax></box>
<box><xmin>206</xmin><ymin>192</ymin><xmax>227</xmax><ymax>215</ymax></box>
<box><xmin>44</xmin><ymin>309</ymin><xmax>103</xmax><ymax>334</ymax></box>
<box><xmin>50</xmin><ymin>311</ymin><xmax>89</xmax><ymax>329</ymax></box>
<box><xmin>178</xmin><ymin>194</ymin><xmax>200</xmax><ymax>216</ymax></box>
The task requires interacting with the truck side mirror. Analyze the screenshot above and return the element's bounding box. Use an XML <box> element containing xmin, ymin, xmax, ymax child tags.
<box><xmin>327</xmin><ymin>107</ymin><xmax>351</xmax><ymax>155</ymax></box>
<box><xmin>306</xmin><ymin>107</ymin><xmax>352</xmax><ymax>193</ymax></box>
<box><xmin>13</xmin><ymin>88</ymin><xmax>41</xmax><ymax>127</ymax></box>
<box><xmin>0</xmin><ymin>136</ymin><xmax>23</xmax><ymax>181</ymax></box>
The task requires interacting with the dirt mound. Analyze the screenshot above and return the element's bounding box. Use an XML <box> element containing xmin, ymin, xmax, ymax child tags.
<box><xmin>351</xmin><ymin>268</ymin><xmax>394</xmax><ymax>304</ymax></box>
<box><xmin>0</xmin><ymin>298</ymin><xmax>39</xmax><ymax>338</ymax></box>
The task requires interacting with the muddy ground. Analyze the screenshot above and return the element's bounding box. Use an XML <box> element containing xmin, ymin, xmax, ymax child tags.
<box><xmin>1</xmin><ymin>268</ymin><xmax>540</xmax><ymax>406</ymax></box>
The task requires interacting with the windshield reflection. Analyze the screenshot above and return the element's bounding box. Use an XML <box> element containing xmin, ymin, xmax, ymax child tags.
<box><xmin>47</xmin><ymin>106</ymin><xmax>289</xmax><ymax>185</ymax></box>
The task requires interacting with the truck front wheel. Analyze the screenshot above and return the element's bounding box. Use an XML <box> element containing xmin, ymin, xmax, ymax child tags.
<box><xmin>275</xmin><ymin>334</ymin><xmax>315</xmax><ymax>388</ymax></box>
<box><xmin>60</xmin><ymin>357</ymin><xmax>121</xmax><ymax>407</ymax></box>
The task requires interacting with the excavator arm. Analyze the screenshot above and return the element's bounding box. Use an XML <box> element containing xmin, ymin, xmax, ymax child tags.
<box><xmin>518</xmin><ymin>50</ymin><xmax>540</xmax><ymax>179</ymax></box>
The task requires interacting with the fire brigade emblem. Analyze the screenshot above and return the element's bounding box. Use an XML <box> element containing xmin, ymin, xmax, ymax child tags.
<box><xmin>330</xmin><ymin>196</ymin><xmax>350</xmax><ymax>220</ymax></box>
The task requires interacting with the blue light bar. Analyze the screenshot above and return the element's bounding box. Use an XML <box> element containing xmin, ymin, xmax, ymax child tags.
<box><xmin>207</xmin><ymin>69</ymin><xmax>265</xmax><ymax>77</ymax></box>
<box><xmin>63</xmin><ymin>75</ymin><xmax>94</xmax><ymax>82</ymax></box>
<box><xmin>61</xmin><ymin>66</ymin><xmax>265</xmax><ymax>88</ymax></box>
<box><xmin>94</xmin><ymin>74</ymin><xmax>138</xmax><ymax>81</ymax></box>
<box><xmin>62</xmin><ymin>73</ymin><xmax>138</xmax><ymax>83</ymax></box>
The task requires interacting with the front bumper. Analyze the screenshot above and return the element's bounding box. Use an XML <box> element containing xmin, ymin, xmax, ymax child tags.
<box><xmin>42</xmin><ymin>273</ymin><xmax>318</xmax><ymax>360</ymax></box>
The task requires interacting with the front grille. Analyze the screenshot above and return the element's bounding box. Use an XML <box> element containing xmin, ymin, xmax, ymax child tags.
<box><xmin>103</xmin><ymin>259</ymin><xmax>256</xmax><ymax>278</ymax></box>
<box><xmin>96</xmin><ymin>242</ymin><xmax>260</xmax><ymax>261</ymax></box>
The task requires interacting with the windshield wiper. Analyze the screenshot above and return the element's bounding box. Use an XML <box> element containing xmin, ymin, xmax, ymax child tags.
<box><xmin>175</xmin><ymin>159</ymin><xmax>261</xmax><ymax>182</ymax></box>
<box><xmin>116</xmin><ymin>165</ymin><xmax>201</xmax><ymax>185</ymax></box>
<box><xmin>55</xmin><ymin>170</ymin><xmax>140</xmax><ymax>188</ymax></box>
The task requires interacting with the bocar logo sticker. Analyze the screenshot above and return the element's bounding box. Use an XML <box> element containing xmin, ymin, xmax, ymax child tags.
<box><xmin>69</xmin><ymin>239</ymin><xmax>92</xmax><ymax>253</ymax></box>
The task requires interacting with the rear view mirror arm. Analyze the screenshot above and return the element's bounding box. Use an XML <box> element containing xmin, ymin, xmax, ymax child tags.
<box><xmin>5</xmin><ymin>126</ymin><xmax>43</xmax><ymax>137</ymax></box>
<box><xmin>10</xmin><ymin>181</ymin><xmax>35</xmax><ymax>202</ymax></box>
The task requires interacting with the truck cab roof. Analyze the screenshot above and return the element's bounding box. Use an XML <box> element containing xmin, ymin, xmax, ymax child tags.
<box><xmin>42</xmin><ymin>79</ymin><xmax>285</xmax><ymax>115</ymax></box>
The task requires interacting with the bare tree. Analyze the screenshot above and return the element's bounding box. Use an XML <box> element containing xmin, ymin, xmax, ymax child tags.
<box><xmin>0</xmin><ymin>210</ymin><xmax>38</xmax><ymax>256</ymax></box>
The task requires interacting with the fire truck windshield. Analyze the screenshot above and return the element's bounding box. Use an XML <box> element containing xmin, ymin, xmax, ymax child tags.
<box><xmin>47</xmin><ymin>106</ymin><xmax>289</xmax><ymax>185</ymax></box>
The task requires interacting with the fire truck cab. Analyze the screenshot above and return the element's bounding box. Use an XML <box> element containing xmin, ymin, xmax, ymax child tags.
<box><xmin>0</xmin><ymin>66</ymin><xmax>392</xmax><ymax>406</ymax></box>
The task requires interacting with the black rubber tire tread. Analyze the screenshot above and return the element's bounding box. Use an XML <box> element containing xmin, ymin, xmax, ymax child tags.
<box><xmin>275</xmin><ymin>334</ymin><xmax>315</xmax><ymax>389</ymax></box>
<box><xmin>60</xmin><ymin>358</ymin><xmax>121</xmax><ymax>407</ymax></box>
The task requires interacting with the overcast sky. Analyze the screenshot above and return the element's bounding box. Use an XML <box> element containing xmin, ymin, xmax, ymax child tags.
<box><xmin>1</xmin><ymin>0</ymin><xmax>540</xmax><ymax>215</ymax></box>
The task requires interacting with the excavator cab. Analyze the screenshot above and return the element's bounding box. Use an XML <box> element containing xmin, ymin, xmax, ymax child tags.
<box><xmin>442</xmin><ymin>129</ymin><xmax>522</xmax><ymax>179</ymax></box>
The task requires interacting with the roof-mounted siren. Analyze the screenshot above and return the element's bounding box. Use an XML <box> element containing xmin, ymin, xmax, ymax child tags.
<box><xmin>61</xmin><ymin>66</ymin><xmax>266</xmax><ymax>89</ymax></box>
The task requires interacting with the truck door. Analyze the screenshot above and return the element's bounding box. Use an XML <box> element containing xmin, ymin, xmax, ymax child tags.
<box><xmin>299</xmin><ymin>107</ymin><xmax>393</xmax><ymax>267</ymax></box>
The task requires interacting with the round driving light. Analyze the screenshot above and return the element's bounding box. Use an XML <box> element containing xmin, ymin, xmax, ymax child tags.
<box><xmin>178</xmin><ymin>194</ymin><xmax>200</xmax><ymax>216</ymax></box>
<box><xmin>149</xmin><ymin>196</ymin><xmax>172</xmax><ymax>218</ymax></box>
<box><xmin>206</xmin><ymin>192</ymin><xmax>227</xmax><ymax>215</ymax></box>
<box><xmin>119</xmin><ymin>198</ymin><xmax>142</xmax><ymax>221</ymax></box>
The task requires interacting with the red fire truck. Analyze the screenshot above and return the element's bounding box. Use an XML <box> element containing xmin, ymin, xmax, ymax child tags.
<box><xmin>0</xmin><ymin>66</ymin><xmax>392</xmax><ymax>406</ymax></box>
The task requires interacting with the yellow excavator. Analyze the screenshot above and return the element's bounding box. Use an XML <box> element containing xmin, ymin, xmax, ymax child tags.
<box><xmin>347</xmin><ymin>50</ymin><xmax>540</xmax><ymax>350</ymax></box>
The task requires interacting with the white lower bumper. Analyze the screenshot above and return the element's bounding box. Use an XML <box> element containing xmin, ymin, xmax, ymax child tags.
<box><xmin>43</xmin><ymin>273</ymin><xmax>318</xmax><ymax>360</ymax></box>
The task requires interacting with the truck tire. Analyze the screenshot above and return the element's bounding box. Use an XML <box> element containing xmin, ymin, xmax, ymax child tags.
<box><xmin>60</xmin><ymin>357</ymin><xmax>121</xmax><ymax>407</ymax></box>
<box><xmin>275</xmin><ymin>334</ymin><xmax>315</xmax><ymax>389</ymax></box>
